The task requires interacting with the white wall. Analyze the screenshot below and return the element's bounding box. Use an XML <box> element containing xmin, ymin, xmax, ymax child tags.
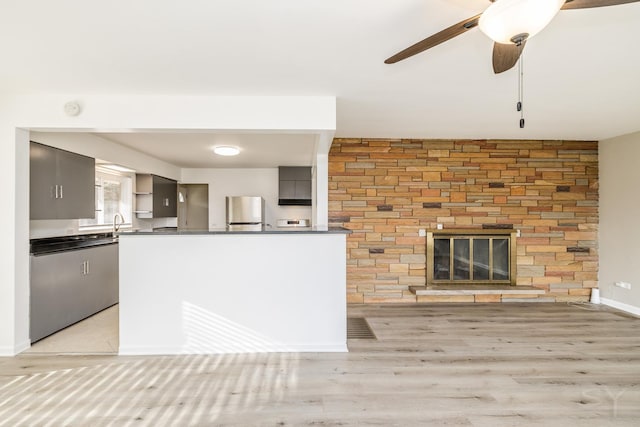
<box><xmin>599</xmin><ymin>131</ymin><xmax>640</xmax><ymax>315</ymax></box>
<box><xmin>181</xmin><ymin>168</ymin><xmax>312</xmax><ymax>227</ymax></box>
<box><xmin>312</xmin><ymin>132</ymin><xmax>333</xmax><ymax>229</ymax></box>
<box><xmin>119</xmin><ymin>233</ymin><xmax>347</xmax><ymax>354</ymax></box>
<box><xmin>0</xmin><ymin>94</ymin><xmax>335</xmax><ymax>355</ymax></box>
<box><xmin>10</xmin><ymin>129</ymin><xmax>30</xmax><ymax>355</ymax></box>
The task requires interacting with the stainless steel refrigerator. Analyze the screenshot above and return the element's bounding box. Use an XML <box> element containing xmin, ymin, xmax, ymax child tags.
<box><xmin>226</xmin><ymin>196</ymin><xmax>265</xmax><ymax>230</ymax></box>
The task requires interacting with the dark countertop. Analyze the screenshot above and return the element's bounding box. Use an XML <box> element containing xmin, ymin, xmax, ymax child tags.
<box><xmin>30</xmin><ymin>232</ymin><xmax>118</xmax><ymax>255</ymax></box>
<box><xmin>117</xmin><ymin>226</ymin><xmax>351</xmax><ymax>236</ymax></box>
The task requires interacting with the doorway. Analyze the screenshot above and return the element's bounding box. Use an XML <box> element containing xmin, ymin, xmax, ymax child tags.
<box><xmin>178</xmin><ymin>184</ymin><xmax>209</xmax><ymax>230</ymax></box>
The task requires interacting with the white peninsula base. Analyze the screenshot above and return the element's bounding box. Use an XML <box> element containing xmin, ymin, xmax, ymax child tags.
<box><xmin>118</xmin><ymin>231</ymin><xmax>348</xmax><ymax>355</ymax></box>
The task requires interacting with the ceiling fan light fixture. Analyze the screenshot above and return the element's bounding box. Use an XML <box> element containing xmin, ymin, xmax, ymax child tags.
<box><xmin>479</xmin><ymin>0</ymin><xmax>565</xmax><ymax>44</ymax></box>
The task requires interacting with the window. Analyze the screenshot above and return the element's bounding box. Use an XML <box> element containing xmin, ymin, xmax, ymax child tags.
<box><xmin>79</xmin><ymin>168</ymin><xmax>133</xmax><ymax>230</ymax></box>
<box><xmin>427</xmin><ymin>230</ymin><xmax>517</xmax><ymax>285</ymax></box>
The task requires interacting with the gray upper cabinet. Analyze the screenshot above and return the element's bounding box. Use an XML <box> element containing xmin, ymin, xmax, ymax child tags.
<box><xmin>136</xmin><ymin>173</ymin><xmax>177</xmax><ymax>218</ymax></box>
<box><xmin>279</xmin><ymin>166</ymin><xmax>312</xmax><ymax>181</ymax></box>
<box><xmin>152</xmin><ymin>175</ymin><xmax>178</xmax><ymax>218</ymax></box>
<box><xmin>30</xmin><ymin>142</ymin><xmax>95</xmax><ymax>220</ymax></box>
<box><xmin>30</xmin><ymin>142</ymin><xmax>58</xmax><ymax>219</ymax></box>
<box><xmin>279</xmin><ymin>166</ymin><xmax>312</xmax><ymax>206</ymax></box>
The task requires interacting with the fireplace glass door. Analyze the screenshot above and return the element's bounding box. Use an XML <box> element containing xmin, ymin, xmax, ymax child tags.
<box><xmin>428</xmin><ymin>231</ymin><xmax>516</xmax><ymax>285</ymax></box>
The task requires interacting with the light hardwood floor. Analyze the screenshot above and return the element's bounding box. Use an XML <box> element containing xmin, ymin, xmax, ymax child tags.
<box><xmin>1</xmin><ymin>303</ymin><xmax>639</xmax><ymax>426</ymax></box>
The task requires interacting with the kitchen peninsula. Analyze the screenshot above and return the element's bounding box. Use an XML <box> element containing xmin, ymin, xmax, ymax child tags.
<box><xmin>117</xmin><ymin>227</ymin><xmax>349</xmax><ymax>355</ymax></box>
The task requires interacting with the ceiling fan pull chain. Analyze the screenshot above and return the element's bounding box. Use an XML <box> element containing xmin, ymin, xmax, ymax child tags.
<box><xmin>518</xmin><ymin>52</ymin><xmax>525</xmax><ymax>128</ymax></box>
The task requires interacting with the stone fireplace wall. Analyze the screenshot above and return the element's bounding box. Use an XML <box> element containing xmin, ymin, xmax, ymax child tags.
<box><xmin>328</xmin><ymin>139</ymin><xmax>598</xmax><ymax>303</ymax></box>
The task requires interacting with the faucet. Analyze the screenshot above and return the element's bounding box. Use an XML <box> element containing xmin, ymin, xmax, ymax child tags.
<box><xmin>113</xmin><ymin>213</ymin><xmax>125</xmax><ymax>234</ymax></box>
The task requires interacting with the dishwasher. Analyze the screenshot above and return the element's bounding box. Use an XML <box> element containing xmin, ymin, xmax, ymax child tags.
<box><xmin>29</xmin><ymin>233</ymin><xmax>119</xmax><ymax>343</ymax></box>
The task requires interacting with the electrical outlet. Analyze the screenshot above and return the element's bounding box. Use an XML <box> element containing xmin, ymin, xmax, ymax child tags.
<box><xmin>615</xmin><ymin>281</ymin><xmax>632</xmax><ymax>290</ymax></box>
<box><xmin>418</xmin><ymin>229</ymin><xmax>426</xmax><ymax>237</ymax></box>
<box><xmin>437</xmin><ymin>223</ymin><xmax>443</xmax><ymax>230</ymax></box>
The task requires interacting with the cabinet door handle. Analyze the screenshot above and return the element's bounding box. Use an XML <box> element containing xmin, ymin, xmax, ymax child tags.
<box><xmin>86</xmin><ymin>261</ymin><xmax>89</xmax><ymax>274</ymax></box>
<box><xmin>82</xmin><ymin>261</ymin><xmax>86</xmax><ymax>275</ymax></box>
<box><xmin>54</xmin><ymin>185</ymin><xmax>59</xmax><ymax>199</ymax></box>
<box><xmin>59</xmin><ymin>185</ymin><xmax>63</xmax><ymax>199</ymax></box>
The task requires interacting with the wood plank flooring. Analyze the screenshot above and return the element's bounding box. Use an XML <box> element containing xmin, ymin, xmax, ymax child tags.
<box><xmin>1</xmin><ymin>303</ymin><xmax>639</xmax><ymax>426</ymax></box>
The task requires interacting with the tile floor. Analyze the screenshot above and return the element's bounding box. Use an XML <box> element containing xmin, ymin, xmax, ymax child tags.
<box><xmin>24</xmin><ymin>304</ymin><xmax>119</xmax><ymax>354</ymax></box>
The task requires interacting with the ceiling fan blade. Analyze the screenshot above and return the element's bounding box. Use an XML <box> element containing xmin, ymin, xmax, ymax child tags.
<box><xmin>492</xmin><ymin>41</ymin><xmax>527</xmax><ymax>74</ymax></box>
<box><xmin>562</xmin><ymin>0</ymin><xmax>639</xmax><ymax>10</ymax></box>
<box><xmin>384</xmin><ymin>14</ymin><xmax>481</xmax><ymax>64</ymax></box>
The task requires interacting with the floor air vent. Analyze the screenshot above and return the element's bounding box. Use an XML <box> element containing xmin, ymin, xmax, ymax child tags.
<box><xmin>347</xmin><ymin>317</ymin><xmax>377</xmax><ymax>339</ymax></box>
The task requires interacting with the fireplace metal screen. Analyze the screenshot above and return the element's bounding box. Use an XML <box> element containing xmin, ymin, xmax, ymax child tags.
<box><xmin>427</xmin><ymin>230</ymin><xmax>517</xmax><ymax>285</ymax></box>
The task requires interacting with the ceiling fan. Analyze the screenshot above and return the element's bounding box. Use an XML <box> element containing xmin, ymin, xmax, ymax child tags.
<box><xmin>385</xmin><ymin>0</ymin><xmax>639</xmax><ymax>73</ymax></box>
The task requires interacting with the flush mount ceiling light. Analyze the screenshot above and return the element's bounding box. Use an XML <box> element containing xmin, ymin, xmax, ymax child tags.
<box><xmin>213</xmin><ymin>146</ymin><xmax>240</xmax><ymax>156</ymax></box>
<box><xmin>478</xmin><ymin>0</ymin><xmax>565</xmax><ymax>45</ymax></box>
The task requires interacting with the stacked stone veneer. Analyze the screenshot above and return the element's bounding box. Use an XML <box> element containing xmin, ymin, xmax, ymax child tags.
<box><xmin>328</xmin><ymin>139</ymin><xmax>598</xmax><ymax>303</ymax></box>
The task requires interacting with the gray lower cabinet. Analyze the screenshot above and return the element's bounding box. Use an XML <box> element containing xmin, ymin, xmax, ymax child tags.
<box><xmin>30</xmin><ymin>244</ymin><xmax>118</xmax><ymax>343</ymax></box>
<box><xmin>30</xmin><ymin>141</ymin><xmax>95</xmax><ymax>220</ymax></box>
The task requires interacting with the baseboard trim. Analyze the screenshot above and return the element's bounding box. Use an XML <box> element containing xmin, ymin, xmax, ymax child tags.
<box><xmin>119</xmin><ymin>343</ymin><xmax>349</xmax><ymax>356</ymax></box>
<box><xmin>0</xmin><ymin>346</ymin><xmax>14</xmax><ymax>357</ymax></box>
<box><xmin>15</xmin><ymin>339</ymin><xmax>31</xmax><ymax>354</ymax></box>
<box><xmin>0</xmin><ymin>339</ymin><xmax>30</xmax><ymax>357</ymax></box>
<box><xmin>600</xmin><ymin>298</ymin><xmax>640</xmax><ymax>317</ymax></box>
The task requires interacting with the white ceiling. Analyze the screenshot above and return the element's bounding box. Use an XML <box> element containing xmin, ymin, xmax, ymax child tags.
<box><xmin>2</xmin><ymin>0</ymin><xmax>639</xmax><ymax>156</ymax></box>
<box><xmin>98</xmin><ymin>132</ymin><xmax>318</xmax><ymax>168</ymax></box>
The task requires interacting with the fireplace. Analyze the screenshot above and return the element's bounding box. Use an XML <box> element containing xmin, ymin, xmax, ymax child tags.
<box><xmin>426</xmin><ymin>229</ymin><xmax>517</xmax><ymax>286</ymax></box>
